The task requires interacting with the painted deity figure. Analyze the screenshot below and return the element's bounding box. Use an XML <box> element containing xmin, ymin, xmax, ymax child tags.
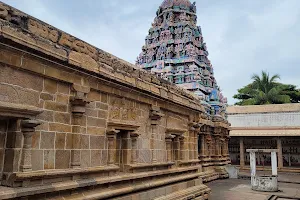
<box><xmin>168</xmin><ymin>12</ymin><xmax>175</xmax><ymax>23</ymax></box>
<box><xmin>146</xmin><ymin>48</ymin><xmax>155</xmax><ymax>63</ymax></box>
<box><xmin>166</xmin><ymin>45</ymin><xmax>174</xmax><ymax>59</ymax></box>
<box><xmin>153</xmin><ymin>31</ymin><xmax>159</xmax><ymax>43</ymax></box>
<box><xmin>156</xmin><ymin>45</ymin><xmax>167</xmax><ymax>60</ymax></box>
<box><xmin>175</xmin><ymin>44</ymin><xmax>184</xmax><ymax>58</ymax></box>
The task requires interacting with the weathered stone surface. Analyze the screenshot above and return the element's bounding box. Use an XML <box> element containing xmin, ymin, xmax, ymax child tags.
<box><xmin>69</xmin><ymin>51</ymin><xmax>99</xmax><ymax>72</ymax></box>
<box><xmin>40</xmin><ymin>131</ymin><xmax>55</xmax><ymax>149</ymax></box>
<box><xmin>90</xmin><ymin>135</ymin><xmax>105</xmax><ymax>150</ymax></box>
<box><xmin>66</xmin><ymin>133</ymin><xmax>81</xmax><ymax>149</ymax></box>
<box><xmin>32</xmin><ymin>150</ymin><xmax>44</xmax><ymax>171</ymax></box>
<box><xmin>55</xmin><ymin>150</ymin><xmax>70</xmax><ymax>169</ymax></box>
<box><xmin>54</xmin><ymin>112</ymin><xmax>71</xmax><ymax>124</ymax></box>
<box><xmin>44</xmin><ymin>150</ymin><xmax>55</xmax><ymax>170</ymax></box>
<box><xmin>49</xmin><ymin>123</ymin><xmax>71</xmax><ymax>133</ymax></box>
<box><xmin>55</xmin><ymin>133</ymin><xmax>66</xmax><ymax>149</ymax></box>
<box><xmin>45</xmin><ymin>101</ymin><xmax>67</xmax><ymax>112</ymax></box>
<box><xmin>81</xmin><ymin>135</ymin><xmax>90</xmax><ymax>149</ymax></box>
<box><xmin>81</xmin><ymin>150</ymin><xmax>91</xmax><ymax>168</ymax></box>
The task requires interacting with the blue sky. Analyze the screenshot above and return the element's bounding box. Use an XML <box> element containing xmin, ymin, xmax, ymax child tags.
<box><xmin>3</xmin><ymin>0</ymin><xmax>300</xmax><ymax>105</ymax></box>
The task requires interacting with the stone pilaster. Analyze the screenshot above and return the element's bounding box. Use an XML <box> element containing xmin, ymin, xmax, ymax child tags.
<box><xmin>173</xmin><ymin>135</ymin><xmax>180</xmax><ymax>161</ymax></box>
<box><xmin>179</xmin><ymin>136</ymin><xmax>185</xmax><ymax>161</ymax></box>
<box><xmin>165</xmin><ymin>134</ymin><xmax>173</xmax><ymax>162</ymax></box>
<box><xmin>200</xmin><ymin>134</ymin><xmax>206</xmax><ymax>157</ymax></box>
<box><xmin>70</xmin><ymin>84</ymin><xmax>90</xmax><ymax>169</ymax></box>
<box><xmin>107</xmin><ymin>129</ymin><xmax>119</xmax><ymax>166</ymax></box>
<box><xmin>20</xmin><ymin>120</ymin><xmax>41</xmax><ymax>172</ymax></box>
<box><xmin>130</xmin><ymin>132</ymin><xmax>139</xmax><ymax>164</ymax></box>
<box><xmin>149</xmin><ymin>105</ymin><xmax>164</xmax><ymax>163</ymax></box>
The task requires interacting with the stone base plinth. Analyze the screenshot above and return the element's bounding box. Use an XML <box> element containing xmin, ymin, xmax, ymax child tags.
<box><xmin>251</xmin><ymin>176</ymin><xmax>278</xmax><ymax>192</ymax></box>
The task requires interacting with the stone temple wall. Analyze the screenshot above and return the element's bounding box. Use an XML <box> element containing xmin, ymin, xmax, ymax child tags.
<box><xmin>0</xmin><ymin>2</ymin><xmax>230</xmax><ymax>199</ymax></box>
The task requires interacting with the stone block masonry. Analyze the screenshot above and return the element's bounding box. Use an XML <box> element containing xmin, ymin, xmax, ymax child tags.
<box><xmin>0</xmin><ymin>1</ymin><xmax>230</xmax><ymax>199</ymax></box>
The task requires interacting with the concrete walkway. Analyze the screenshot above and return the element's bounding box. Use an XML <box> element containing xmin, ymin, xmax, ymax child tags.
<box><xmin>207</xmin><ymin>179</ymin><xmax>300</xmax><ymax>200</ymax></box>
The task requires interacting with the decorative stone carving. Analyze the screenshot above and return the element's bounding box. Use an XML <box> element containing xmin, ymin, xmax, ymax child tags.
<box><xmin>20</xmin><ymin>120</ymin><xmax>41</xmax><ymax>172</ymax></box>
<box><xmin>110</xmin><ymin>97</ymin><xmax>138</xmax><ymax>121</ymax></box>
<box><xmin>150</xmin><ymin>106</ymin><xmax>165</xmax><ymax>121</ymax></box>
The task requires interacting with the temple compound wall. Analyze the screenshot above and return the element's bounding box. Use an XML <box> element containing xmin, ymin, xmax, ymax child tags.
<box><xmin>0</xmin><ymin>2</ymin><xmax>230</xmax><ymax>199</ymax></box>
<box><xmin>227</xmin><ymin>104</ymin><xmax>300</xmax><ymax>170</ymax></box>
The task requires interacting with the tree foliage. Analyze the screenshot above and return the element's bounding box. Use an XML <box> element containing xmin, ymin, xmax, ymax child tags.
<box><xmin>233</xmin><ymin>71</ymin><xmax>300</xmax><ymax>105</ymax></box>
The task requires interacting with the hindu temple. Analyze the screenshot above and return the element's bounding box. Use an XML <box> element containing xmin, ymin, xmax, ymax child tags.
<box><xmin>0</xmin><ymin>0</ymin><xmax>230</xmax><ymax>199</ymax></box>
<box><xmin>137</xmin><ymin>0</ymin><xmax>228</xmax><ymax>118</ymax></box>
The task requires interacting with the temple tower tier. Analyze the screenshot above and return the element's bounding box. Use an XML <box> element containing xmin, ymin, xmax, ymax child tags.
<box><xmin>136</xmin><ymin>0</ymin><xmax>228</xmax><ymax>118</ymax></box>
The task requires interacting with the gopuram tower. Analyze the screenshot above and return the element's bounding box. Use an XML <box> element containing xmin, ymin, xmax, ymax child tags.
<box><xmin>137</xmin><ymin>0</ymin><xmax>228</xmax><ymax>119</ymax></box>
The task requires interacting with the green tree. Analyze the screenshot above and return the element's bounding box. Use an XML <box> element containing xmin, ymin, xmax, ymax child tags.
<box><xmin>233</xmin><ymin>71</ymin><xmax>300</xmax><ymax>105</ymax></box>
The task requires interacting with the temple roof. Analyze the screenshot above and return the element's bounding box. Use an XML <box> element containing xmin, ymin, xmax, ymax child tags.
<box><xmin>227</xmin><ymin>104</ymin><xmax>300</xmax><ymax>114</ymax></box>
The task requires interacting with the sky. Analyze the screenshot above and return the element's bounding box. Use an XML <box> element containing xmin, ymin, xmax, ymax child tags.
<box><xmin>3</xmin><ymin>0</ymin><xmax>300</xmax><ymax>105</ymax></box>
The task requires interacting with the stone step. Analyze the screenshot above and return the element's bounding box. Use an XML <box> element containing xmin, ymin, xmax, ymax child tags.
<box><xmin>154</xmin><ymin>185</ymin><xmax>211</xmax><ymax>200</ymax></box>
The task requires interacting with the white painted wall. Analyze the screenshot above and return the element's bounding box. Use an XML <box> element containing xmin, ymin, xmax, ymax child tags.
<box><xmin>228</xmin><ymin>112</ymin><xmax>300</xmax><ymax>127</ymax></box>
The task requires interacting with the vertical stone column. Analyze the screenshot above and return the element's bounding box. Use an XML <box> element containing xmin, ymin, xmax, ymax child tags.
<box><xmin>130</xmin><ymin>132</ymin><xmax>139</xmax><ymax>164</ymax></box>
<box><xmin>215</xmin><ymin>136</ymin><xmax>220</xmax><ymax>157</ymax></box>
<box><xmin>277</xmin><ymin>137</ymin><xmax>283</xmax><ymax>169</ymax></box>
<box><xmin>201</xmin><ymin>134</ymin><xmax>206</xmax><ymax>157</ymax></box>
<box><xmin>70</xmin><ymin>84</ymin><xmax>90</xmax><ymax>169</ymax></box>
<box><xmin>179</xmin><ymin>136</ymin><xmax>185</xmax><ymax>161</ymax></box>
<box><xmin>194</xmin><ymin>131</ymin><xmax>198</xmax><ymax>159</ymax></box>
<box><xmin>174</xmin><ymin>135</ymin><xmax>180</xmax><ymax>161</ymax></box>
<box><xmin>107</xmin><ymin>129</ymin><xmax>119</xmax><ymax>166</ymax></box>
<box><xmin>240</xmin><ymin>137</ymin><xmax>245</xmax><ymax>167</ymax></box>
<box><xmin>20</xmin><ymin>120</ymin><xmax>41</xmax><ymax>172</ymax></box>
<box><xmin>271</xmin><ymin>151</ymin><xmax>278</xmax><ymax>176</ymax></box>
<box><xmin>150</xmin><ymin>106</ymin><xmax>164</xmax><ymax>163</ymax></box>
<box><xmin>165</xmin><ymin>134</ymin><xmax>173</xmax><ymax>162</ymax></box>
<box><xmin>249</xmin><ymin>151</ymin><xmax>256</xmax><ymax>186</ymax></box>
<box><xmin>151</xmin><ymin>126</ymin><xmax>158</xmax><ymax>163</ymax></box>
<box><xmin>221</xmin><ymin>139</ymin><xmax>225</xmax><ymax>156</ymax></box>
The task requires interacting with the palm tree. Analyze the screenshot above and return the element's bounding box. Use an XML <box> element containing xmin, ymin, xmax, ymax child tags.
<box><xmin>250</xmin><ymin>71</ymin><xmax>290</xmax><ymax>105</ymax></box>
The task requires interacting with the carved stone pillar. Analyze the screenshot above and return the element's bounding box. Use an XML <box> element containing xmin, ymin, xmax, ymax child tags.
<box><xmin>179</xmin><ymin>136</ymin><xmax>185</xmax><ymax>161</ymax></box>
<box><xmin>150</xmin><ymin>106</ymin><xmax>164</xmax><ymax>163</ymax></box>
<box><xmin>221</xmin><ymin>139</ymin><xmax>226</xmax><ymax>156</ymax></box>
<box><xmin>165</xmin><ymin>134</ymin><xmax>173</xmax><ymax>162</ymax></box>
<box><xmin>130</xmin><ymin>132</ymin><xmax>139</xmax><ymax>164</ymax></box>
<box><xmin>174</xmin><ymin>135</ymin><xmax>180</xmax><ymax>161</ymax></box>
<box><xmin>201</xmin><ymin>134</ymin><xmax>206</xmax><ymax>157</ymax></box>
<box><xmin>107</xmin><ymin>129</ymin><xmax>119</xmax><ymax>166</ymax></box>
<box><xmin>70</xmin><ymin>84</ymin><xmax>90</xmax><ymax>169</ymax></box>
<box><xmin>20</xmin><ymin>120</ymin><xmax>41</xmax><ymax>172</ymax></box>
<box><xmin>215</xmin><ymin>136</ymin><xmax>220</xmax><ymax>156</ymax></box>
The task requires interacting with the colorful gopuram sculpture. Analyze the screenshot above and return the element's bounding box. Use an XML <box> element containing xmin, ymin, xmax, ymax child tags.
<box><xmin>137</xmin><ymin>0</ymin><xmax>228</xmax><ymax>120</ymax></box>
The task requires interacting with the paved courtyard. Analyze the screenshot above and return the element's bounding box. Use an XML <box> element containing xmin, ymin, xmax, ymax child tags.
<box><xmin>207</xmin><ymin>179</ymin><xmax>300</xmax><ymax>200</ymax></box>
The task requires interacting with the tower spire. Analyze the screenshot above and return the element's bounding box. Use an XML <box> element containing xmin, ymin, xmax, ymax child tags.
<box><xmin>136</xmin><ymin>1</ymin><xmax>227</xmax><ymax>120</ymax></box>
